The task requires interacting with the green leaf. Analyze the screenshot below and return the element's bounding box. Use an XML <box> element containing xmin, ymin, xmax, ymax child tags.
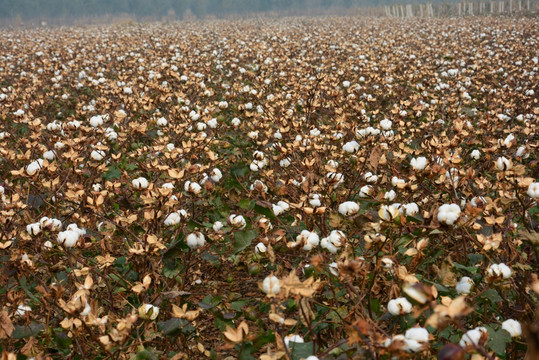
<box><xmin>290</xmin><ymin>341</ymin><xmax>314</xmax><ymax>360</ymax></box>
<box><xmin>485</xmin><ymin>325</ymin><xmax>511</xmax><ymax>356</ymax></box>
<box><xmin>103</xmin><ymin>165</ymin><xmax>122</xmax><ymax>180</ymax></box>
<box><xmin>231</xmin><ymin>300</ymin><xmax>248</xmax><ymax>312</ymax></box>
<box><xmin>482</xmin><ymin>289</ymin><xmax>503</xmax><ymax>304</ymax></box>
<box><xmin>12</xmin><ymin>322</ymin><xmax>45</xmax><ymax>339</ymax></box>
<box><xmin>453</xmin><ymin>262</ymin><xmax>479</xmax><ymax>274</ymax></box>
<box><xmin>233</xmin><ymin>230</ymin><xmax>258</xmax><ymax>254</ymax></box>
<box><xmin>157</xmin><ymin>318</ymin><xmax>194</xmax><ymax>337</ymax></box>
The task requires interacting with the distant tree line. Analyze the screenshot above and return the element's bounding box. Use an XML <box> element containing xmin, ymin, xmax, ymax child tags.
<box><xmin>0</xmin><ymin>0</ymin><xmax>448</xmax><ymax>21</ymax></box>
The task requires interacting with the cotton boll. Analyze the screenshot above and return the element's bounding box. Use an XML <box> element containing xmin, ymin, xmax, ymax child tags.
<box><xmin>255</xmin><ymin>242</ymin><xmax>267</xmax><ymax>254</ymax></box>
<box><xmin>496</xmin><ymin>156</ymin><xmax>512</xmax><ymax>171</ymax></box>
<box><xmin>272</xmin><ymin>204</ymin><xmax>286</xmax><ymax>216</ymax></box>
<box><xmin>410</xmin><ymin>157</ymin><xmax>427</xmax><ymax>170</ymax></box>
<box><xmin>392</xmin><ymin>176</ymin><xmax>405</xmax><ymax>186</ymax></box>
<box><xmin>501</xmin><ymin>319</ymin><xmax>522</xmax><ymax>337</ymax></box>
<box><xmin>132</xmin><ymin>177</ymin><xmax>149</xmax><ymax>189</ymax></box>
<box><xmin>279</xmin><ymin>158</ymin><xmax>291</xmax><ymax>167</ymax></box>
<box><xmin>284</xmin><ymin>334</ymin><xmax>304</xmax><ymax>348</ymax></box>
<box><xmin>57</xmin><ymin>229</ymin><xmax>80</xmax><ymax>248</ymax></box>
<box><xmin>139</xmin><ymin>304</ymin><xmax>159</xmax><ymax>320</ymax></box>
<box><xmin>404</xmin><ymin>328</ymin><xmax>429</xmax><ymax>352</ymax></box>
<box><xmin>89</xmin><ymin>115</ymin><xmax>104</xmax><ymax>127</ymax></box>
<box><xmin>164</xmin><ymin>212</ymin><xmax>182</xmax><ymax>226</ymax></box>
<box><xmin>437</xmin><ymin>204</ymin><xmax>461</xmax><ymax>225</ymax></box>
<box><xmin>309</xmin><ymin>194</ymin><xmax>321</xmax><ymax>207</ymax></box>
<box><xmin>296</xmin><ymin>230</ymin><xmax>320</xmax><ymax>251</ymax></box>
<box><xmin>342</xmin><ymin>80</ymin><xmax>350</xmax><ymax>88</ymax></box>
<box><xmin>43</xmin><ymin>150</ymin><xmax>55</xmax><ymax>161</ymax></box>
<box><xmin>364</xmin><ymin>172</ymin><xmax>378</xmax><ymax>183</ymax></box>
<box><xmin>208</xmin><ymin>168</ymin><xmax>222</xmax><ymax>183</ymax></box>
<box><xmin>459</xmin><ymin>327</ymin><xmax>488</xmax><ymax>347</ymax></box>
<box><xmin>359</xmin><ymin>185</ymin><xmax>372</xmax><ymax>197</ymax></box>
<box><xmin>184</xmin><ymin>181</ymin><xmax>202</xmax><ymax>194</ymax></box>
<box><xmin>207</xmin><ymin>118</ymin><xmax>218</xmax><ymax>128</ymax></box>
<box><xmin>156</xmin><ymin>117</ymin><xmax>168</xmax><ymax>126</ymax></box>
<box><xmin>471</xmin><ymin>149</ymin><xmax>481</xmax><ymax>159</ymax></box>
<box><xmin>213</xmin><ymin>221</ymin><xmax>224</xmax><ymax>232</ymax></box>
<box><xmin>456</xmin><ymin>276</ymin><xmax>474</xmax><ymax>294</ymax></box>
<box><xmin>527</xmin><ymin>182</ymin><xmax>539</xmax><ymax>198</ymax></box>
<box><xmin>186</xmin><ymin>232</ymin><xmax>205</xmax><ymax>249</ymax></box>
<box><xmin>384</xmin><ymin>190</ymin><xmax>396</xmax><ymax>201</ymax></box>
<box><xmin>380</xmin><ymin>119</ymin><xmax>392</xmax><ymax>130</ymax></box>
<box><xmin>90</xmin><ymin>150</ymin><xmax>105</xmax><ymax>161</ymax></box>
<box><xmin>338</xmin><ymin>201</ymin><xmax>359</xmax><ymax>216</ymax></box>
<box><xmin>262</xmin><ymin>275</ymin><xmax>280</xmax><ymax>295</ymax></box>
<box><xmin>387</xmin><ymin>297</ymin><xmax>412</xmax><ymax>315</ymax></box>
<box><xmin>26</xmin><ymin>222</ymin><xmax>41</xmax><ymax>236</ymax></box>
<box><xmin>231</xmin><ymin>118</ymin><xmax>241</xmax><ymax>127</ymax></box>
<box><xmin>487</xmin><ymin>263</ymin><xmax>512</xmax><ymax>279</ymax></box>
<box><xmin>228</xmin><ymin>214</ymin><xmax>246</xmax><ymax>229</ymax></box>
<box><xmin>378</xmin><ymin>205</ymin><xmax>399</xmax><ymax>221</ymax></box>
<box><xmin>343</xmin><ymin>141</ymin><xmax>360</xmax><ymax>153</ymax></box>
<box><xmin>16</xmin><ymin>304</ymin><xmax>32</xmax><ymax>317</ymax></box>
<box><xmin>26</xmin><ymin>159</ymin><xmax>44</xmax><ymax>176</ymax></box>
<box><xmin>402</xmin><ymin>203</ymin><xmax>419</xmax><ymax>216</ymax></box>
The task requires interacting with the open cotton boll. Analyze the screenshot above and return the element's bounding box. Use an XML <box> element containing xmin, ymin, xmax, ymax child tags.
<box><xmin>471</xmin><ymin>149</ymin><xmax>481</xmax><ymax>160</ymax></box>
<box><xmin>90</xmin><ymin>150</ymin><xmax>105</xmax><ymax>161</ymax></box>
<box><xmin>156</xmin><ymin>117</ymin><xmax>168</xmax><ymax>126</ymax></box>
<box><xmin>132</xmin><ymin>177</ymin><xmax>149</xmax><ymax>189</ymax></box>
<box><xmin>527</xmin><ymin>182</ymin><xmax>539</xmax><ymax>198</ymax></box>
<box><xmin>338</xmin><ymin>201</ymin><xmax>359</xmax><ymax>216</ymax></box>
<box><xmin>26</xmin><ymin>222</ymin><xmax>41</xmax><ymax>236</ymax></box>
<box><xmin>459</xmin><ymin>327</ymin><xmax>488</xmax><ymax>347</ymax></box>
<box><xmin>388</xmin><ymin>297</ymin><xmax>412</xmax><ymax>316</ymax></box>
<box><xmin>391</xmin><ymin>176</ymin><xmax>405</xmax><ymax>186</ymax></box>
<box><xmin>437</xmin><ymin>204</ymin><xmax>461</xmax><ymax>225</ymax></box>
<box><xmin>456</xmin><ymin>276</ymin><xmax>474</xmax><ymax>294</ymax></box>
<box><xmin>207</xmin><ymin>118</ymin><xmax>218</xmax><ymax>128</ymax></box>
<box><xmin>496</xmin><ymin>156</ymin><xmax>512</xmax><ymax>171</ymax></box>
<box><xmin>255</xmin><ymin>242</ymin><xmax>267</xmax><ymax>254</ymax></box>
<box><xmin>262</xmin><ymin>275</ymin><xmax>280</xmax><ymax>296</ymax></box>
<box><xmin>89</xmin><ymin>115</ymin><xmax>103</xmax><ymax>127</ymax></box>
<box><xmin>139</xmin><ymin>304</ymin><xmax>159</xmax><ymax>320</ymax></box>
<box><xmin>487</xmin><ymin>263</ymin><xmax>512</xmax><ymax>279</ymax></box>
<box><xmin>186</xmin><ymin>232</ymin><xmax>205</xmax><ymax>249</ymax></box>
<box><xmin>326</xmin><ymin>172</ymin><xmax>344</xmax><ymax>188</ymax></box>
<box><xmin>402</xmin><ymin>203</ymin><xmax>419</xmax><ymax>216</ymax></box>
<box><xmin>212</xmin><ymin>221</ymin><xmax>224</xmax><ymax>232</ymax></box>
<box><xmin>380</xmin><ymin>119</ymin><xmax>392</xmax><ymax>130</ymax></box>
<box><xmin>210</xmin><ymin>168</ymin><xmax>222</xmax><ymax>182</ymax></box>
<box><xmin>294</xmin><ymin>230</ymin><xmax>320</xmax><ymax>251</ymax></box>
<box><xmin>502</xmin><ymin>319</ymin><xmax>522</xmax><ymax>337</ymax></box>
<box><xmin>57</xmin><ymin>229</ymin><xmax>81</xmax><ymax>248</ymax></box>
<box><xmin>364</xmin><ymin>172</ymin><xmax>378</xmax><ymax>183</ymax></box>
<box><xmin>26</xmin><ymin>159</ymin><xmax>44</xmax><ymax>176</ymax></box>
<box><xmin>228</xmin><ymin>214</ymin><xmax>246</xmax><ymax>229</ymax></box>
<box><xmin>378</xmin><ymin>204</ymin><xmax>400</xmax><ymax>221</ymax></box>
<box><xmin>40</xmin><ymin>217</ymin><xmax>62</xmax><ymax>231</ymax></box>
<box><xmin>231</xmin><ymin>118</ymin><xmax>241</xmax><ymax>127</ymax></box>
<box><xmin>272</xmin><ymin>203</ymin><xmax>286</xmax><ymax>216</ymax></box>
<box><xmin>43</xmin><ymin>150</ymin><xmax>55</xmax><ymax>161</ymax></box>
<box><xmin>279</xmin><ymin>158</ymin><xmax>291</xmax><ymax>167</ymax></box>
<box><xmin>321</xmin><ymin>230</ymin><xmax>346</xmax><ymax>254</ymax></box>
<box><xmin>411</xmin><ymin>157</ymin><xmax>427</xmax><ymax>170</ymax></box>
<box><xmin>343</xmin><ymin>140</ymin><xmax>360</xmax><ymax>153</ymax></box>
<box><xmin>184</xmin><ymin>181</ymin><xmax>201</xmax><ymax>194</ymax></box>
<box><xmin>359</xmin><ymin>185</ymin><xmax>372</xmax><ymax>197</ymax></box>
<box><xmin>284</xmin><ymin>334</ymin><xmax>304</xmax><ymax>348</ymax></box>
<box><xmin>164</xmin><ymin>211</ymin><xmax>184</xmax><ymax>226</ymax></box>
<box><xmin>384</xmin><ymin>190</ymin><xmax>396</xmax><ymax>201</ymax></box>
<box><xmin>309</xmin><ymin>194</ymin><xmax>322</xmax><ymax>207</ymax></box>
<box><xmin>404</xmin><ymin>328</ymin><xmax>429</xmax><ymax>352</ymax></box>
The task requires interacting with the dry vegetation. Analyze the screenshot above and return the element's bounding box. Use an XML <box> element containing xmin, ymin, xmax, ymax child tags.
<box><xmin>0</xmin><ymin>16</ymin><xmax>538</xmax><ymax>360</ymax></box>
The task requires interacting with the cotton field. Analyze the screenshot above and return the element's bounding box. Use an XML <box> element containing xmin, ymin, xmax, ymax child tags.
<box><xmin>0</xmin><ymin>16</ymin><xmax>538</xmax><ymax>359</ymax></box>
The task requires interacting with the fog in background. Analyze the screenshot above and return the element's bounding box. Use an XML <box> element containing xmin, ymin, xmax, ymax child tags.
<box><xmin>0</xmin><ymin>0</ymin><xmax>443</xmax><ymax>24</ymax></box>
